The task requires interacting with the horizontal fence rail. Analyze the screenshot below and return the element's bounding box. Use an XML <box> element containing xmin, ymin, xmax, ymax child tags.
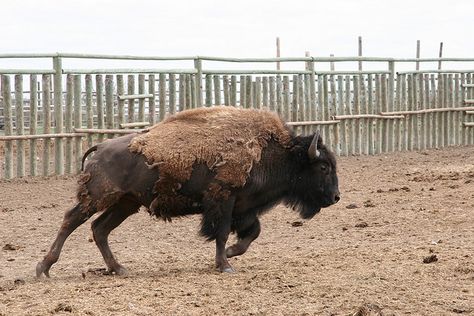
<box><xmin>0</xmin><ymin>53</ymin><xmax>474</xmax><ymax>179</ymax></box>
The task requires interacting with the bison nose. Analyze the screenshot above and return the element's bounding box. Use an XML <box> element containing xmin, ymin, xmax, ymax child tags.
<box><xmin>334</xmin><ymin>194</ymin><xmax>340</xmax><ymax>203</ymax></box>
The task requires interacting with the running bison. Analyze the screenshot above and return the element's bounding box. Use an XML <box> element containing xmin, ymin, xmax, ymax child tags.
<box><xmin>36</xmin><ymin>106</ymin><xmax>340</xmax><ymax>277</ymax></box>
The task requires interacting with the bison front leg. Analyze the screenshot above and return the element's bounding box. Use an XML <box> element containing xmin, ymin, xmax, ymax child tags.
<box><xmin>36</xmin><ymin>203</ymin><xmax>93</xmax><ymax>278</ymax></box>
<box><xmin>201</xmin><ymin>196</ymin><xmax>236</xmax><ymax>273</ymax></box>
<box><xmin>226</xmin><ymin>217</ymin><xmax>261</xmax><ymax>258</ymax></box>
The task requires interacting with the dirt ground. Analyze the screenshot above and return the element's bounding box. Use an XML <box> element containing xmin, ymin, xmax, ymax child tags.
<box><xmin>0</xmin><ymin>146</ymin><xmax>473</xmax><ymax>315</ymax></box>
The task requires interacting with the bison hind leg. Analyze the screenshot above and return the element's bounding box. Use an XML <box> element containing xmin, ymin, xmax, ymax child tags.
<box><xmin>91</xmin><ymin>195</ymin><xmax>140</xmax><ymax>275</ymax></box>
<box><xmin>36</xmin><ymin>202</ymin><xmax>95</xmax><ymax>278</ymax></box>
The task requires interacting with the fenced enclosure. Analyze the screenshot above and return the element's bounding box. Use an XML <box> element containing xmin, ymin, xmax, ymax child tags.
<box><xmin>1</xmin><ymin>53</ymin><xmax>474</xmax><ymax>179</ymax></box>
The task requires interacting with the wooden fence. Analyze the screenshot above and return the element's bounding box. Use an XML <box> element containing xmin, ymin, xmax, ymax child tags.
<box><xmin>0</xmin><ymin>53</ymin><xmax>473</xmax><ymax>179</ymax></box>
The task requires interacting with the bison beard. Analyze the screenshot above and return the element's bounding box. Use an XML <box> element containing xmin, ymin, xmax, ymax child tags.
<box><xmin>36</xmin><ymin>106</ymin><xmax>340</xmax><ymax>277</ymax></box>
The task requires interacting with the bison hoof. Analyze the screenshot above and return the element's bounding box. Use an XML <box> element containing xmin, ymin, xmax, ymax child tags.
<box><xmin>221</xmin><ymin>267</ymin><xmax>236</xmax><ymax>273</ymax></box>
<box><xmin>110</xmin><ymin>265</ymin><xmax>128</xmax><ymax>276</ymax></box>
<box><xmin>36</xmin><ymin>261</ymin><xmax>51</xmax><ymax>278</ymax></box>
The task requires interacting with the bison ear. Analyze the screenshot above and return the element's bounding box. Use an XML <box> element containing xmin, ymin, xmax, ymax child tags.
<box><xmin>308</xmin><ymin>131</ymin><xmax>321</xmax><ymax>160</ymax></box>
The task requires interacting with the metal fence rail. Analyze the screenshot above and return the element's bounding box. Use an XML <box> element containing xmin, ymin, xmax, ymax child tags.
<box><xmin>0</xmin><ymin>53</ymin><xmax>473</xmax><ymax>179</ymax></box>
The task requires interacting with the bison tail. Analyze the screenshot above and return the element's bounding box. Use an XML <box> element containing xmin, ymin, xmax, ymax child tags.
<box><xmin>81</xmin><ymin>145</ymin><xmax>98</xmax><ymax>171</ymax></box>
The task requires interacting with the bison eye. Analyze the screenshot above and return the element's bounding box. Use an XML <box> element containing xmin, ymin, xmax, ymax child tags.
<box><xmin>320</xmin><ymin>164</ymin><xmax>328</xmax><ymax>172</ymax></box>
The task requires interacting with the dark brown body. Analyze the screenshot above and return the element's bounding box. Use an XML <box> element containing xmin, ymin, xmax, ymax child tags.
<box><xmin>36</xmin><ymin>109</ymin><xmax>340</xmax><ymax>277</ymax></box>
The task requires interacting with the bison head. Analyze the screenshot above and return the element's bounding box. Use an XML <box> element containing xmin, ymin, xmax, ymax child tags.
<box><xmin>286</xmin><ymin>131</ymin><xmax>340</xmax><ymax>219</ymax></box>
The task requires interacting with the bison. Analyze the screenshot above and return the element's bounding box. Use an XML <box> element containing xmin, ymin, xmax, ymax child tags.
<box><xmin>36</xmin><ymin>106</ymin><xmax>340</xmax><ymax>277</ymax></box>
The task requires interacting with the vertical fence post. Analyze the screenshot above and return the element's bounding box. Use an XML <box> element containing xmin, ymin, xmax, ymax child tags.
<box><xmin>230</xmin><ymin>76</ymin><xmax>237</xmax><ymax>106</ymax></box>
<box><xmin>29</xmin><ymin>74</ymin><xmax>38</xmax><ymax>176</ymax></box>
<box><xmin>97</xmin><ymin>75</ymin><xmax>105</xmax><ymax>142</ymax></box>
<box><xmin>127</xmin><ymin>75</ymin><xmax>135</xmax><ymax>124</ymax></box>
<box><xmin>159</xmin><ymin>73</ymin><xmax>167</xmax><ymax>120</ymax></box>
<box><xmin>14</xmin><ymin>75</ymin><xmax>25</xmax><ymax>177</ymax></box>
<box><xmin>179</xmin><ymin>74</ymin><xmax>186</xmax><ymax>111</ymax></box>
<box><xmin>117</xmin><ymin>75</ymin><xmax>125</xmax><ymax>126</ymax></box>
<box><xmin>74</xmin><ymin>75</ymin><xmax>82</xmax><ymax>173</ymax></box>
<box><xmin>308</xmin><ymin>59</ymin><xmax>316</xmax><ymax>134</ymax></box>
<box><xmin>282</xmin><ymin>76</ymin><xmax>290</xmax><ymax>121</ymax></box>
<box><xmin>213</xmin><ymin>75</ymin><xmax>221</xmax><ymax>105</ymax></box>
<box><xmin>65</xmin><ymin>74</ymin><xmax>73</xmax><ymax>173</ymax></box>
<box><xmin>1</xmin><ymin>75</ymin><xmax>13</xmax><ymax>179</ymax></box>
<box><xmin>138</xmin><ymin>74</ymin><xmax>145</xmax><ymax>122</ymax></box>
<box><xmin>53</xmin><ymin>56</ymin><xmax>64</xmax><ymax>175</ymax></box>
<box><xmin>255</xmin><ymin>77</ymin><xmax>262</xmax><ymax>109</ymax></box>
<box><xmin>194</xmin><ymin>58</ymin><xmax>203</xmax><ymax>107</ymax></box>
<box><xmin>168</xmin><ymin>74</ymin><xmax>176</xmax><ymax>114</ymax></box>
<box><xmin>388</xmin><ymin>61</ymin><xmax>396</xmax><ymax>152</ymax></box>
<box><xmin>105</xmin><ymin>75</ymin><xmax>114</xmax><ymax>139</ymax></box>
<box><xmin>42</xmin><ymin>75</ymin><xmax>51</xmax><ymax>176</ymax></box>
<box><xmin>205</xmin><ymin>74</ymin><xmax>212</xmax><ymax>106</ymax></box>
<box><xmin>223</xmin><ymin>75</ymin><xmax>230</xmax><ymax>105</ymax></box>
<box><xmin>149</xmin><ymin>74</ymin><xmax>156</xmax><ymax>121</ymax></box>
<box><xmin>85</xmin><ymin>75</ymin><xmax>93</xmax><ymax>146</ymax></box>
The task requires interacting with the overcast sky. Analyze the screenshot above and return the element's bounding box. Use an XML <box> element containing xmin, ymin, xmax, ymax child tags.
<box><xmin>1</xmin><ymin>0</ymin><xmax>473</xmax><ymax>71</ymax></box>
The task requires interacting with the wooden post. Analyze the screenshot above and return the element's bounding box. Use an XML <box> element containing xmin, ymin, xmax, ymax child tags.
<box><xmin>255</xmin><ymin>77</ymin><xmax>262</xmax><ymax>109</ymax></box>
<box><xmin>194</xmin><ymin>58</ymin><xmax>203</xmax><ymax>107</ymax></box>
<box><xmin>374</xmin><ymin>74</ymin><xmax>382</xmax><ymax>154</ymax></box>
<box><xmin>430</xmin><ymin>74</ymin><xmax>437</xmax><ymax>148</ymax></box>
<box><xmin>29</xmin><ymin>75</ymin><xmax>38</xmax><ymax>176</ymax></box>
<box><xmin>74</xmin><ymin>75</ymin><xmax>82</xmax><ymax>172</ymax></box>
<box><xmin>53</xmin><ymin>56</ymin><xmax>64</xmax><ymax>175</ymax></box>
<box><xmin>367</xmin><ymin>74</ymin><xmax>374</xmax><ymax>154</ymax></box>
<box><xmin>400</xmin><ymin>74</ymin><xmax>407</xmax><ymax>151</ymax></box>
<box><xmin>185</xmin><ymin>74</ymin><xmax>192</xmax><ymax>109</ymax></box>
<box><xmin>42</xmin><ymin>75</ymin><xmax>51</xmax><ymax>176</ymax></box>
<box><xmin>149</xmin><ymin>74</ymin><xmax>156</xmax><ymax>121</ymax></box>
<box><xmin>213</xmin><ymin>75</ymin><xmax>221</xmax><ymax>105</ymax></box>
<box><xmin>65</xmin><ymin>75</ymin><xmax>74</xmax><ymax>173</ymax></box>
<box><xmin>223</xmin><ymin>75</ymin><xmax>230</xmax><ymax>105</ymax></box>
<box><xmin>159</xmin><ymin>73</ymin><xmax>166</xmax><ymax>120</ymax></box>
<box><xmin>1</xmin><ymin>75</ymin><xmax>13</xmax><ymax>179</ymax></box>
<box><xmin>282</xmin><ymin>76</ymin><xmax>290</xmax><ymax>121</ymax></box>
<box><xmin>117</xmin><ymin>75</ymin><xmax>125</xmax><ymax>126</ymax></box>
<box><xmin>245</xmin><ymin>76</ymin><xmax>252</xmax><ymax>109</ymax></box>
<box><xmin>269</xmin><ymin>77</ymin><xmax>276</xmax><ymax>111</ymax></box>
<box><xmin>329</xmin><ymin>74</ymin><xmax>337</xmax><ymax>151</ymax></box>
<box><xmin>97</xmin><ymin>75</ymin><xmax>105</xmax><ymax>142</ymax></box>
<box><xmin>438</xmin><ymin>42</ymin><xmax>443</xmax><ymax>70</ymax></box>
<box><xmin>276</xmin><ymin>37</ymin><xmax>281</xmax><ymax>71</ymax></box>
<box><xmin>127</xmin><ymin>75</ymin><xmax>135</xmax><ymax>124</ymax></box>
<box><xmin>239</xmin><ymin>75</ymin><xmax>246</xmax><ymax>107</ymax></box>
<box><xmin>205</xmin><ymin>74</ymin><xmax>212</xmax><ymax>106</ymax></box>
<box><xmin>353</xmin><ymin>75</ymin><xmax>361</xmax><ymax>154</ymax></box>
<box><xmin>262</xmin><ymin>77</ymin><xmax>269</xmax><ymax>108</ymax></box>
<box><xmin>179</xmin><ymin>74</ymin><xmax>186</xmax><ymax>111</ymax></box>
<box><xmin>95</xmin><ymin>75</ymin><xmax>104</xmax><ymax>143</ymax></box>
<box><xmin>292</xmin><ymin>75</ymin><xmax>299</xmax><ymax>125</ymax></box>
<box><xmin>308</xmin><ymin>59</ymin><xmax>316</xmax><ymax>134</ymax></box>
<box><xmin>105</xmin><ymin>75</ymin><xmax>114</xmax><ymax>139</ymax></box>
<box><xmin>298</xmin><ymin>75</ymin><xmax>305</xmax><ymax>134</ymax></box>
<box><xmin>138</xmin><ymin>74</ymin><xmax>145</xmax><ymax>122</ymax></box>
<box><xmin>168</xmin><ymin>74</ymin><xmax>176</xmax><ymax>115</ymax></box>
<box><xmin>416</xmin><ymin>40</ymin><xmax>421</xmax><ymax>71</ymax></box>
<box><xmin>407</xmin><ymin>74</ymin><xmax>413</xmax><ymax>150</ymax></box>
<box><xmin>85</xmin><ymin>75</ymin><xmax>93</xmax><ymax>146</ymax></box>
<box><xmin>15</xmin><ymin>75</ymin><xmax>25</xmax><ymax>177</ymax></box>
<box><xmin>388</xmin><ymin>61</ymin><xmax>396</xmax><ymax>152</ymax></box>
<box><xmin>337</xmin><ymin>75</ymin><xmax>346</xmax><ymax>155</ymax></box>
<box><xmin>276</xmin><ymin>76</ymin><xmax>283</xmax><ymax>115</ymax></box>
<box><xmin>230</xmin><ymin>76</ymin><xmax>237</xmax><ymax>106</ymax></box>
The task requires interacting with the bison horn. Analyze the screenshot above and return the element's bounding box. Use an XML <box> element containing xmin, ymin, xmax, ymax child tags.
<box><xmin>308</xmin><ymin>131</ymin><xmax>321</xmax><ymax>159</ymax></box>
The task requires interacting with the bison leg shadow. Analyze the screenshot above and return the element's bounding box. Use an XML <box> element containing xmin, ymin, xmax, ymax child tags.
<box><xmin>226</xmin><ymin>216</ymin><xmax>261</xmax><ymax>258</ymax></box>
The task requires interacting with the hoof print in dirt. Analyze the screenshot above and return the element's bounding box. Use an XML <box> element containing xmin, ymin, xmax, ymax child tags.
<box><xmin>86</xmin><ymin>268</ymin><xmax>110</xmax><ymax>276</ymax></box>
<box><xmin>363</xmin><ymin>200</ymin><xmax>376</xmax><ymax>207</ymax></box>
<box><xmin>2</xmin><ymin>244</ymin><xmax>20</xmax><ymax>251</ymax></box>
<box><xmin>346</xmin><ymin>203</ymin><xmax>359</xmax><ymax>209</ymax></box>
<box><xmin>13</xmin><ymin>278</ymin><xmax>25</xmax><ymax>286</ymax></box>
<box><xmin>52</xmin><ymin>303</ymin><xmax>73</xmax><ymax>313</ymax></box>
<box><xmin>423</xmin><ymin>254</ymin><xmax>438</xmax><ymax>264</ymax></box>
<box><xmin>352</xmin><ymin>303</ymin><xmax>383</xmax><ymax>316</ymax></box>
<box><xmin>291</xmin><ymin>221</ymin><xmax>303</xmax><ymax>227</ymax></box>
<box><xmin>355</xmin><ymin>222</ymin><xmax>369</xmax><ymax>228</ymax></box>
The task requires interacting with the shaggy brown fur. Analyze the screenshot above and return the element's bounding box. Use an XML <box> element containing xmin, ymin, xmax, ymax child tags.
<box><xmin>129</xmin><ymin>106</ymin><xmax>292</xmax><ymax>190</ymax></box>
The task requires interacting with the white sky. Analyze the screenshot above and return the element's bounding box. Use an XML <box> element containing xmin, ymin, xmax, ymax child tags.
<box><xmin>1</xmin><ymin>0</ymin><xmax>473</xmax><ymax>71</ymax></box>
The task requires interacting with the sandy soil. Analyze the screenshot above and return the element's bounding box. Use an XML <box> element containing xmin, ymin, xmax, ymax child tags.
<box><xmin>0</xmin><ymin>146</ymin><xmax>473</xmax><ymax>315</ymax></box>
